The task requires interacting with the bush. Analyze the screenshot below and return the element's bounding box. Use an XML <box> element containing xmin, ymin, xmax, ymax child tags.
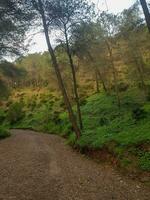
<box><xmin>67</xmin><ymin>133</ymin><xmax>76</xmax><ymax>145</ymax></box>
<box><xmin>27</xmin><ymin>99</ymin><xmax>36</xmax><ymax>111</ymax></box>
<box><xmin>118</xmin><ymin>82</ymin><xmax>129</xmax><ymax>92</ymax></box>
<box><xmin>0</xmin><ymin>80</ymin><xmax>10</xmax><ymax>100</ymax></box>
<box><xmin>58</xmin><ymin>112</ymin><xmax>73</xmax><ymax>135</ymax></box>
<box><xmin>132</xmin><ymin>106</ymin><xmax>146</xmax><ymax>121</ymax></box>
<box><xmin>0</xmin><ymin>108</ymin><xmax>6</xmax><ymax>123</ymax></box>
<box><xmin>138</xmin><ymin>152</ymin><xmax>150</xmax><ymax>171</ymax></box>
<box><xmin>0</xmin><ymin>126</ymin><xmax>10</xmax><ymax>139</ymax></box>
<box><xmin>7</xmin><ymin>102</ymin><xmax>24</xmax><ymax>125</ymax></box>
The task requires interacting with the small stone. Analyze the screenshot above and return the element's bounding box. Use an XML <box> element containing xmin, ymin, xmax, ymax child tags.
<box><xmin>136</xmin><ymin>185</ymin><xmax>140</xmax><ymax>189</ymax></box>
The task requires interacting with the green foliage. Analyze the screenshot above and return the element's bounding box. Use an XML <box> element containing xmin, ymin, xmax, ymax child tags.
<box><xmin>0</xmin><ymin>126</ymin><xmax>10</xmax><ymax>139</ymax></box>
<box><xmin>78</xmin><ymin>92</ymin><xmax>150</xmax><ymax>148</ymax></box>
<box><xmin>113</xmin><ymin>146</ymin><xmax>125</xmax><ymax>157</ymax></box>
<box><xmin>6</xmin><ymin>91</ymin><xmax>68</xmax><ymax>134</ymax></box>
<box><xmin>138</xmin><ymin>152</ymin><xmax>150</xmax><ymax>171</ymax></box>
<box><xmin>143</xmin><ymin>103</ymin><xmax>150</xmax><ymax>113</ymax></box>
<box><xmin>120</xmin><ymin>158</ymin><xmax>132</xmax><ymax>168</ymax></box>
<box><xmin>58</xmin><ymin>112</ymin><xmax>72</xmax><ymax>135</ymax></box>
<box><xmin>0</xmin><ymin>0</ymin><xmax>34</xmax><ymax>59</ymax></box>
<box><xmin>7</xmin><ymin>102</ymin><xmax>24</xmax><ymax>125</ymax></box>
<box><xmin>0</xmin><ymin>80</ymin><xmax>10</xmax><ymax>99</ymax></box>
<box><xmin>0</xmin><ymin>61</ymin><xmax>26</xmax><ymax>78</ymax></box>
<box><xmin>0</xmin><ymin>108</ymin><xmax>6</xmax><ymax>124</ymax></box>
<box><xmin>75</xmin><ymin>92</ymin><xmax>150</xmax><ymax>172</ymax></box>
<box><xmin>0</xmin><ymin>0</ymin><xmax>149</xmax><ymax>176</ymax></box>
<box><xmin>1</xmin><ymin>86</ymin><xmax>149</xmax><ymax>173</ymax></box>
<box><xmin>132</xmin><ymin>106</ymin><xmax>146</xmax><ymax>121</ymax></box>
<box><xmin>67</xmin><ymin>133</ymin><xmax>76</xmax><ymax>145</ymax></box>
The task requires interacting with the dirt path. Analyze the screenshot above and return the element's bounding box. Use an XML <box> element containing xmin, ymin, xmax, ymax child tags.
<box><xmin>0</xmin><ymin>130</ymin><xmax>149</xmax><ymax>200</ymax></box>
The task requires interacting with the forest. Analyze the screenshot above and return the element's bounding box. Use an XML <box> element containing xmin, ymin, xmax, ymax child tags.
<box><xmin>0</xmin><ymin>0</ymin><xmax>150</xmax><ymax>196</ymax></box>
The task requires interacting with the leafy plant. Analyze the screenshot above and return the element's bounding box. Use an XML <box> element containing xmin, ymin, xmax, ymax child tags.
<box><xmin>0</xmin><ymin>126</ymin><xmax>10</xmax><ymax>139</ymax></box>
<box><xmin>138</xmin><ymin>152</ymin><xmax>150</xmax><ymax>171</ymax></box>
<box><xmin>7</xmin><ymin>102</ymin><xmax>25</xmax><ymax>125</ymax></box>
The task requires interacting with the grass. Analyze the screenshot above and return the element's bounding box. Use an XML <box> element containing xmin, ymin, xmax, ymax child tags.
<box><xmin>138</xmin><ymin>152</ymin><xmax>150</xmax><ymax>171</ymax></box>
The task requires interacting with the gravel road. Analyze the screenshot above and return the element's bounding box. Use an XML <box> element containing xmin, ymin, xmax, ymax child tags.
<box><xmin>0</xmin><ymin>129</ymin><xmax>149</xmax><ymax>200</ymax></box>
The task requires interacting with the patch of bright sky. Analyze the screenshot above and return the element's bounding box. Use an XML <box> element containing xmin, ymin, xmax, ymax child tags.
<box><xmin>28</xmin><ymin>0</ymin><xmax>136</xmax><ymax>54</ymax></box>
<box><xmin>92</xmin><ymin>0</ymin><xmax>135</xmax><ymax>14</ymax></box>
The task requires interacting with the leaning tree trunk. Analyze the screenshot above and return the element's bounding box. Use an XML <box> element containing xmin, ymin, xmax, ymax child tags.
<box><xmin>38</xmin><ymin>0</ymin><xmax>81</xmax><ymax>138</ymax></box>
<box><xmin>140</xmin><ymin>0</ymin><xmax>150</xmax><ymax>33</ymax></box>
<box><xmin>64</xmin><ymin>26</ymin><xmax>83</xmax><ymax>130</ymax></box>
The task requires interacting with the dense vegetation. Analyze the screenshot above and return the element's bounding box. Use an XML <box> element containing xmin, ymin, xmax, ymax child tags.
<box><xmin>0</xmin><ymin>86</ymin><xmax>150</xmax><ymax>172</ymax></box>
<box><xmin>0</xmin><ymin>0</ymin><xmax>150</xmax><ymax>174</ymax></box>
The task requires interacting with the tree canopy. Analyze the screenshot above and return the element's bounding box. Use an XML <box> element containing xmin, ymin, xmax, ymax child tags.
<box><xmin>0</xmin><ymin>0</ymin><xmax>34</xmax><ymax>59</ymax></box>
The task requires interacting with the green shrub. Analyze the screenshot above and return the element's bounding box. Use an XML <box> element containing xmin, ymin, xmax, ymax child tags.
<box><xmin>0</xmin><ymin>108</ymin><xmax>6</xmax><ymax>123</ymax></box>
<box><xmin>120</xmin><ymin>158</ymin><xmax>132</xmax><ymax>168</ymax></box>
<box><xmin>67</xmin><ymin>133</ymin><xmax>76</xmax><ymax>145</ymax></box>
<box><xmin>28</xmin><ymin>99</ymin><xmax>36</xmax><ymax>111</ymax></box>
<box><xmin>7</xmin><ymin>102</ymin><xmax>24</xmax><ymax>125</ymax></box>
<box><xmin>138</xmin><ymin>152</ymin><xmax>150</xmax><ymax>171</ymax></box>
<box><xmin>118</xmin><ymin>82</ymin><xmax>129</xmax><ymax>92</ymax></box>
<box><xmin>0</xmin><ymin>126</ymin><xmax>10</xmax><ymax>139</ymax></box>
<box><xmin>0</xmin><ymin>80</ymin><xmax>10</xmax><ymax>100</ymax></box>
<box><xmin>143</xmin><ymin>103</ymin><xmax>150</xmax><ymax>114</ymax></box>
<box><xmin>132</xmin><ymin>106</ymin><xmax>146</xmax><ymax>121</ymax></box>
<box><xmin>58</xmin><ymin>112</ymin><xmax>72</xmax><ymax>135</ymax></box>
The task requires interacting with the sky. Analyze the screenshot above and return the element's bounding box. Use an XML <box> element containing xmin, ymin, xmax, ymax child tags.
<box><xmin>91</xmin><ymin>0</ymin><xmax>135</xmax><ymax>13</ymax></box>
<box><xmin>27</xmin><ymin>0</ymin><xmax>136</xmax><ymax>54</ymax></box>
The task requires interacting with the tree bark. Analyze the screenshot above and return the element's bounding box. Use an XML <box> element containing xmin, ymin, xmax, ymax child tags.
<box><xmin>95</xmin><ymin>69</ymin><xmax>100</xmax><ymax>93</ymax></box>
<box><xmin>134</xmin><ymin>57</ymin><xmax>147</xmax><ymax>94</ymax></box>
<box><xmin>105</xmin><ymin>40</ymin><xmax>121</xmax><ymax>108</ymax></box>
<box><xmin>140</xmin><ymin>0</ymin><xmax>150</xmax><ymax>33</ymax></box>
<box><xmin>87</xmin><ymin>51</ymin><xmax>107</xmax><ymax>93</ymax></box>
<box><xmin>97</xmin><ymin>68</ymin><xmax>108</xmax><ymax>93</ymax></box>
<box><xmin>64</xmin><ymin>25</ymin><xmax>83</xmax><ymax>130</ymax></box>
<box><xmin>87</xmin><ymin>52</ymin><xmax>100</xmax><ymax>93</ymax></box>
<box><xmin>38</xmin><ymin>0</ymin><xmax>81</xmax><ymax>138</ymax></box>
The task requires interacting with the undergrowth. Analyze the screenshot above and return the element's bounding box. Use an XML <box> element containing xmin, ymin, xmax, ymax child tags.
<box><xmin>0</xmin><ymin>126</ymin><xmax>10</xmax><ymax>139</ymax></box>
<box><xmin>1</xmin><ymin>88</ymin><xmax>150</xmax><ymax>172</ymax></box>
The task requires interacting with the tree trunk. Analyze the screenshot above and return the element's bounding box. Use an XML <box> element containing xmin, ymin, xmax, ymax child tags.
<box><xmin>87</xmin><ymin>52</ymin><xmax>101</xmax><ymax>93</ymax></box>
<box><xmin>105</xmin><ymin>40</ymin><xmax>121</xmax><ymax>108</ymax></box>
<box><xmin>64</xmin><ymin>26</ymin><xmax>83</xmax><ymax>130</ymax></box>
<box><xmin>137</xmin><ymin>64</ymin><xmax>146</xmax><ymax>89</ymax></box>
<box><xmin>134</xmin><ymin>57</ymin><xmax>147</xmax><ymax>94</ymax></box>
<box><xmin>87</xmin><ymin>51</ymin><xmax>107</xmax><ymax>93</ymax></box>
<box><xmin>97</xmin><ymin>68</ymin><xmax>108</xmax><ymax>92</ymax></box>
<box><xmin>131</xmin><ymin>45</ymin><xmax>147</xmax><ymax>95</ymax></box>
<box><xmin>38</xmin><ymin>0</ymin><xmax>81</xmax><ymax>138</ymax></box>
<box><xmin>95</xmin><ymin>69</ymin><xmax>100</xmax><ymax>93</ymax></box>
<box><xmin>111</xmin><ymin>62</ymin><xmax>121</xmax><ymax>108</ymax></box>
<box><xmin>140</xmin><ymin>0</ymin><xmax>150</xmax><ymax>33</ymax></box>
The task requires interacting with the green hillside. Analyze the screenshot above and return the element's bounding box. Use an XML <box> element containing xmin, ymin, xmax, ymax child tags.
<box><xmin>0</xmin><ymin>1</ymin><xmax>150</xmax><ymax>176</ymax></box>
